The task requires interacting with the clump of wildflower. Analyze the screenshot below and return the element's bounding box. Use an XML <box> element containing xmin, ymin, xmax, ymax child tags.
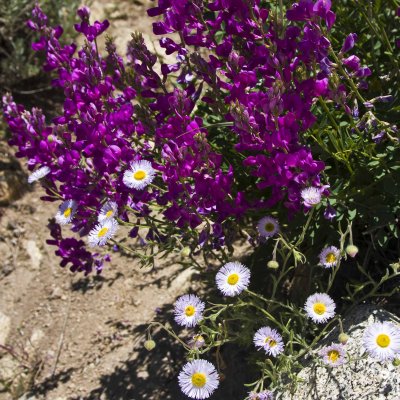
<box><xmin>98</xmin><ymin>201</ymin><xmax>118</xmax><ymax>222</ymax></box>
<box><xmin>305</xmin><ymin>293</ymin><xmax>336</xmax><ymax>323</ymax></box>
<box><xmin>88</xmin><ymin>218</ymin><xmax>119</xmax><ymax>247</ymax></box>
<box><xmin>257</xmin><ymin>216</ymin><xmax>279</xmax><ymax>238</ymax></box>
<box><xmin>319</xmin><ymin>343</ymin><xmax>346</xmax><ymax>367</ymax></box>
<box><xmin>55</xmin><ymin>200</ymin><xmax>77</xmax><ymax>225</ymax></box>
<box><xmin>301</xmin><ymin>187</ymin><xmax>322</xmax><ymax>207</ymax></box>
<box><xmin>28</xmin><ymin>166</ymin><xmax>51</xmax><ymax>183</ymax></box>
<box><xmin>248</xmin><ymin>390</ymin><xmax>274</xmax><ymax>400</ymax></box>
<box><xmin>216</xmin><ymin>261</ymin><xmax>250</xmax><ymax>297</ymax></box>
<box><xmin>253</xmin><ymin>326</ymin><xmax>284</xmax><ymax>357</ymax></box>
<box><xmin>174</xmin><ymin>294</ymin><xmax>205</xmax><ymax>328</ymax></box>
<box><xmin>363</xmin><ymin>322</ymin><xmax>400</xmax><ymax>361</ymax></box>
<box><xmin>123</xmin><ymin>160</ymin><xmax>156</xmax><ymax>190</ymax></box>
<box><xmin>178</xmin><ymin>359</ymin><xmax>219</xmax><ymax>399</ymax></box>
<box><xmin>319</xmin><ymin>246</ymin><xmax>341</xmax><ymax>268</ymax></box>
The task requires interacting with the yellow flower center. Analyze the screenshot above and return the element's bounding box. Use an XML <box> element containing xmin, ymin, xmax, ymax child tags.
<box><xmin>327</xmin><ymin>350</ymin><xmax>340</xmax><ymax>363</ymax></box>
<box><xmin>376</xmin><ymin>334</ymin><xmax>391</xmax><ymax>348</ymax></box>
<box><xmin>98</xmin><ymin>227</ymin><xmax>109</xmax><ymax>237</ymax></box>
<box><xmin>265</xmin><ymin>222</ymin><xmax>275</xmax><ymax>232</ymax></box>
<box><xmin>191</xmin><ymin>372</ymin><xmax>206</xmax><ymax>388</ymax></box>
<box><xmin>227</xmin><ymin>273</ymin><xmax>239</xmax><ymax>285</ymax></box>
<box><xmin>134</xmin><ymin>170</ymin><xmax>146</xmax><ymax>181</ymax></box>
<box><xmin>325</xmin><ymin>253</ymin><xmax>337</xmax><ymax>264</ymax></box>
<box><xmin>185</xmin><ymin>305</ymin><xmax>195</xmax><ymax>317</ymax></box>
<box><xmin>105</xmin><ymin>210</ymin><xmax>114</xmax><ymax>218</ymax></box>
<box><xmin>264</xmin><ymin>336</ymin><xmax>277</xmax><ymax>347</ymax></box>
<box><xmin>63</xmin><ymin>208</ymin><xmax>72</xmax><ymax>217</ymax></box>
<box><xmin>313</xmin><ymin>303</ymin><xmax>326</xmax><ymax>315</ymax></box>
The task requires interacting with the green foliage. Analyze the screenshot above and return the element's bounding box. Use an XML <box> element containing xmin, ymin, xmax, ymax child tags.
<box><xmin>0</xmin><ymin>0</ymin><xmax>80</xmax><ymax>94</ymax></box>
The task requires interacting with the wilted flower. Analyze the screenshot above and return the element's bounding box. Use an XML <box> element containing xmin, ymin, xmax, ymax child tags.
<box><xmin>301</xmin><ymin>187</ymin><xmax>322</xmax><ymax>207</ymax></box>
<box><xmin>253</xmin><ymin>326</ymin><xmax>284</xmax><ymax>357</ymax></box>
<box><xmin>319</xmin><ymin>246</ymin><xmax>340</xmax><ymax>268</ymax></box>
<box><xmin>28</xmin><ymin>166</ymin><xmax>51</xmax><ymax>183</ymax></box>
<box><xmin>257</xmin><ymin>216</ymin><xmax>279</xmax><ymax>238</ymax></box>
<box><xmin>319</xmin><ymin>343</ymin><xmax>346</xmax><ymax>367</ymax></box>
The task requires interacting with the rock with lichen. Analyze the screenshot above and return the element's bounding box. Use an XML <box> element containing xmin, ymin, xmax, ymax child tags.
<box><xmin>278</xmin><ymin>305</ymin><xmax>400</xmax><ymax>400</ymax></box>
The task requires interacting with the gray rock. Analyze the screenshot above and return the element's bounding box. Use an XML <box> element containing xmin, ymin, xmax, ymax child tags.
<box><xmin>24</xmin><ymin>240</ymin><xmax>43</xmax><ymax>270</ymax></box>
<box><xmin>0</xmin><ymin>311</ymin><xmax>11</xmax><ymax>345</ymax></box>
<box><xmin>279</xmin><ymin>306</ymin><xmax>400</xmax><ymax>400</ymax></box>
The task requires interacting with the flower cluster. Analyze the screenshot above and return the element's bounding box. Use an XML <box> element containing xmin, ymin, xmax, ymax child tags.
<box><xmin>2</xmin><ymin>0</ymin><xmax>371</xmax><ymax>272</ymax></box>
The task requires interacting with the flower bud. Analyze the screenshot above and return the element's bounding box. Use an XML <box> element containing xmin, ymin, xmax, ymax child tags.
<box><xmin>392</xmin><ymin>358</ymin><xmax>400</xmax><ymax>367</ymax></box>
<box><xmin>144</xmin><ymin>339</ymin><xmax>156</xmax><ymax>351</ymax></box>
<box><xmin>346</xmin><ymin>244</ymin><xmax>359</xmax><ymax>258</ymax></box>
<box><xmin>267</xmin><ymin>260</ymin><xmax>279</xmax><ymax>269</ymax></box>
<box><xmin>338</xmin><ymin>333</ymin><xmax>349</xmax><ymax>344</ymax></box>
<box><xmin>180</xmin><ymin>247</ymin><xmax>191</xmax><ymax>258</ymax></box>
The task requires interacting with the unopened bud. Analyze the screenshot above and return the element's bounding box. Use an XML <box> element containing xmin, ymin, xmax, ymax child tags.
<box><xmin>338</xmin><ymin>333</ymin><xmax>350</xmax><ymax>344</ymax></box>
<box><xmin>144</xmin><ymin>339</ymin><xmax>156</xmax><ymax>351</ymax></box>
<box><xmin>393</xmin><ymin>358</ymin><xmax>400</xmax><ymax>367</ymax></box>
<box><xmin>181</xmin><ymin>247</ymin><xmax>191</xmax><ymax>258</ymax></box>
<box><xmin>346</xmin><ymin>244</ymin><xmax>359</xmax><ymax>258</ymax></box>
<box><xmin>267</xmin><ymin>260</ymin><xmax>279</xmax><ymax>269</ymax></box>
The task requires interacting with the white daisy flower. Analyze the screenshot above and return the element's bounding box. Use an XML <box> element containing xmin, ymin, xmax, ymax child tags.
<box><xmin>28</xmin><ymin>166</ymin><xmax>51</xmax><ymax>183</ymax></box>
<box><xmin>248</xmin><ymin>390</ymin><xmax>274</xmax><ymax>400</ymax></box>
<box><xmin>363</xmin><ymin>322</ymin><xmax>400</xmax><ymax>362</ymax></box>
<box><xmin>98</xmin><ymin>201</ymin><xmax>118</xmax><ymax>222</ymax></box>
<box><xmin>319</xmin><ymin>343</ymin><xmax>346</xmax><ymax>367</ymax></box>
<box><xmin>88</xmin><ymin>218</ymin><xmax>119</xmax><ymax>247</ymax></box>
<box><xmin>178</xmin><ymin>359</ymin><xmax>219</xmax><ymax>399</ymax></box>
<box><xmin>215</xmin><ymin>261</ymin><xmax>250</xmax><ymax>297</ymax></box>
<box><xmin>55</xmin><ymin>200</ymin><xmax>77</xmax><ymax>225</ymax></box>
<box><xmin>253</xmin><ymin>326</ymin><xmax>284</xmax><ymax>357</ymax></box>
<box><xmin>305</xmin><ymin>293</ymin><xmax>336</xmax><ymax>324</ymax></box>
<box><xmin>319</xmin><ymin>246</ymin><xmax>341</xmax><ymax>268</ymax></box>
<box><xmin>257</xmin><ymin>216</ymin><xmax>279</xmax><ymax>238</ymax></box>
<box><xmin>174</xmin><ymin>294</ymin><xmax>205</xmax><ymax>328</ymax></box>
<box><xmin>301</xmin><ymin>187</ymin><xmax>322</xmax><ymax>207</ymax></box>
<box><xmin>123</xmin><ymin>160</ymin><xmax>155</xmax><ymax>190</ymax></box>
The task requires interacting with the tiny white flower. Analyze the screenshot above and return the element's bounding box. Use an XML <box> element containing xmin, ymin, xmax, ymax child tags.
<box><xmin>257</xmin><ymin>216</ymin><xmax>279</xmax><ymax>238</ymax></box>
<box><xmin>363</xmin><ymin>322</ymin><xmax>400</xmax><ymax>362</ymax></box>
<box><xmin>55</xmin><ymin>200</ymin><xmax>77</xmax><ymax>225</ymax></box>
<box><xmin>253</xmin><ymin>326</ymin><xmax>284</xmax><ymax>357</ymax></box>
<box><xmin>88</xmin><ymin>218</ymin><xmax>119</xmax><ymax>247</ymax></box>
<box><xmin>216</xmin><ymin>261</ymin><xmax>250</xmax><ymax>297</ymax></box>
<box><xmin>28</xmin><ymin>166</ymin><xmax>51</xmax><ymax>183</ymax></box>
<box><xmin>319</xmin><ymin>343</ymin><xmax>346</xmax><ymax>367</ymax></box>
<box><xmin>305</xmin><ymin>293</ymin><xmax>336</xmax><ymax>323</ymax></box>
<box><xmin>301</xmin><ymin>187</ymin><xmax>321</xmax><ymax>207</ymax></box>
<box><xmin>123</xmin><ymin>160</ymin><xmax>155</xmax><ymax>190</ymax></box>
<box><xmin>98</xmin><ymin>201</ymin><xmax>118</xmax><ymax>222</ymax></box>
<box><xmin>178</xmin><ymin>359</ymin><xmax>219</xmax><ymax>399</ymax></box>
<box><xmin>319</xmin><ymin>246</ymin><xmax>341</xmax><ymax>268</ymax></box>
<box><xmin>174</xmin><ymin>294</ymin><xmax>205</xmax><ymax>328</ymax></box>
